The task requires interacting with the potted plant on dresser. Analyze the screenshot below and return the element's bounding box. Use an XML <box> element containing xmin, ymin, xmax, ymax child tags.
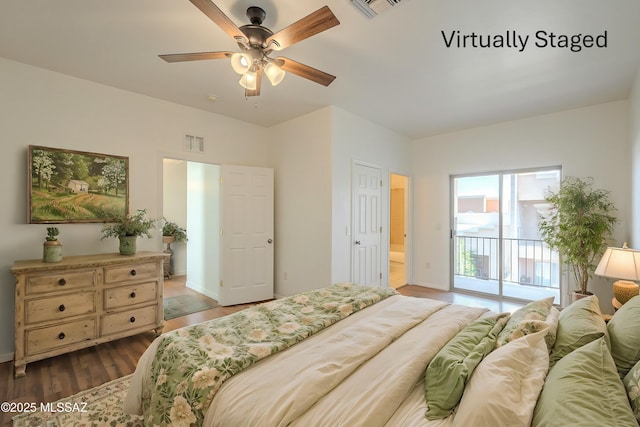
<box><xmin>42</xmin><ymin>227</ymin><xmax>63</xmax><ymax>262</ymax></box>
<box><xmin>100</xmin><ymin>209</ymin><xmax>156</xmax><ymax>255</ymax></box>
<box><xmin>537</xmin><ymin>176</ymin><xmax>617</xmax><ymax>302</ymax></box>
<box><xmin>161</xmin><ymin>219</ymin><xmax>188</xmax><ymax>278</ymax></box>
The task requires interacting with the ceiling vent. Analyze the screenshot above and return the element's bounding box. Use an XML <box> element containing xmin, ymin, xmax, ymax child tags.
<box><xmin>351</xmin><ymin>0</ymin><xmax>404</xmax><ymax>18</ymax></box>
<box><xmin>184</xmin><ymin>134</ymin><xmax>205</xmax><ymax>153</ymax></box>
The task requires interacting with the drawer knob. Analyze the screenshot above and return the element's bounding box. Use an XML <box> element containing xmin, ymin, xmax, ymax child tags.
<box><xmin>130</xmin><ymin>292</ymin><xmax>136</xmax><ymax>299</ymax></box>
<box><xmin>130</xmin><ymin>269</ymin><xmax>137</xmax><ymax>276</ymax></box>
<box><xmin>58</xmin><ymin>332</ymin><xmax>65</xmax><ymax>340</ymax></box>
<box><xmin>58</xmin><ymin>278</ymin><xmax>67</xmax><ymax>286</ymax></box>
<box><xmin>130</xmin><ymin>316</ymin><xmax>136</xmax><ymax>323</ymax></box>
<box><xmin>58</xmin><ymin>304</ymin><xmax>66</xmax><ymax>312</ymax></box>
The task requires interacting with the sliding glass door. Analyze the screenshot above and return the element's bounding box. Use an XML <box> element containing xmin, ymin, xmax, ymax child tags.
<box><xmin>451</xmin><ymin>168</ymin><xmax>561</xmax><ymax>303</ymax></box>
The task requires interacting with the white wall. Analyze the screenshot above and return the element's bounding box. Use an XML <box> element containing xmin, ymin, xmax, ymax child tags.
<box><xmin>0</xmin><ymin>58</ymin><xmax>269</xmax><ymax>361</ymax></box>
<box><xmin>331</xmin><ymin>107</ymin><xmax>412</xmax><ymax>284</ymax></box>
<box><xmin>267</xmin><ymin>106</ymin><xmax>412</xmax><ymax>295</ymax></box>
<box><xmin>268</xmin><ymin>108</ymin><xmax>333</xmax><ymax>297</ymax></box>
<box><xmin>411</xmin><ymin>101</ymin><xmax>631</xmax><ymax>312</ymax></box>
<box><xmin>630</xmin><ymin>67</ymin><xmax>640</xmax><ymax>247</ymax></box>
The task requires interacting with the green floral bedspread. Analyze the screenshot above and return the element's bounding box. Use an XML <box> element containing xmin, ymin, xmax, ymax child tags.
<box><xmin>142</xmin><ymin>283</ymin><xmax>398</xmax><ymax>426</ymax></box>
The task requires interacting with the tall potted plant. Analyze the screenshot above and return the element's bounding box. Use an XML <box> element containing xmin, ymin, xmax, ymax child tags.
<box><xmin>537</xmin><ymin>176</ymin><xmax>617</xmax><ymax>300</ymax></box>
<box><xmin>101</xmin><ymin>209</ymin><xmax>156</xmax><ymax>255</ymax></box>
<box><xmin>161</xmin><ymin>219</ymin><xmax>188</xmax><ymax>277</ymax></box>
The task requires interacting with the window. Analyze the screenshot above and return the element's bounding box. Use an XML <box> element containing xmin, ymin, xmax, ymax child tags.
<box><xmin>451</xmin><ymin>167</ymin><xmax>561</xmax><ymax>303</ymax></box>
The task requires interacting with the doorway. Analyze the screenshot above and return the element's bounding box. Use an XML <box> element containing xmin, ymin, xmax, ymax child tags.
<box><xmin>163</xmin><ymin>159</ymin><xmax>275</xmax><ymax>305</ymax></box>
<box><xmin>390</xmin><ymin>174</ymin><xmax>408</xmax><ymax>288</ymax></box>
<box><xmin>163</xmin><ymin>158</ymin><xmax>221</xmax><ymax>300</ymax></box>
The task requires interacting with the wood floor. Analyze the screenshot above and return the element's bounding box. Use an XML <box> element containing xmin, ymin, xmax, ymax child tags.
<box><xmin>0</xmin><ymin>277</ymin><xmax>521</xmax><ymax>426</ymax></box>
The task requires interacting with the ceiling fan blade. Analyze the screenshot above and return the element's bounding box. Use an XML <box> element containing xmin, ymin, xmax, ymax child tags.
<box><xmin>266</xmin><ymin>6</ymin><xmax>340</xmax><ymax>51</ymax></box>
<box><xmin>245</xmin><ymin>67</ymin><xmax>262</xmax><ymax>97</ymax></box>
<box><xmin>276</xmin><ymin>57</ymin><xmax>336</xmax><ymax>87</ymax></box>
<box><xmin>159</xmin><ymin>51</ymin><xmax>232</xmax><ymax>63</ymax></box>
<box><xmin>189</xmin><ymin>0</ymin><xmax>248</xmax><ymax>43</ymax></box>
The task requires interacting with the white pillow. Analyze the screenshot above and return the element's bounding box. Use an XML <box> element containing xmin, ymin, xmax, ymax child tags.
<box><xmin>453</xmin><ymin>327</ymin><xmax>550</xmax><ymax>427</ymax></box>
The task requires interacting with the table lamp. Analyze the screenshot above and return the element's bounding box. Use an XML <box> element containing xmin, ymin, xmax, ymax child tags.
<box><xmin>595</xmin><ymin>243</ymin><xmax>640</xmax><ymax>307</ymax></box>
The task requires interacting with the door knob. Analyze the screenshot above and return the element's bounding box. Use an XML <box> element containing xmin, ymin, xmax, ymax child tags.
<box><xmin>267</xmin><ymin>239</ymin><xmax>273</xmax><ymax>244</ymax></box>
<box><xmin>355</xmin><ymin>241</ymin><xmax>361</xmax><ymax>245</ymax></box>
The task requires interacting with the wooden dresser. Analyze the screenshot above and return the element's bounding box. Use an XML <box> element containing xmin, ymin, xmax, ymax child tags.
<box><xmin>11</xmin><ymin>251</ymin><xmax>168</xmax><ymax>378</ymax></box>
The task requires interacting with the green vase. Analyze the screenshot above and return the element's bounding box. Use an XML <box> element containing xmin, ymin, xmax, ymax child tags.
<box><xmin>118</xmin><ymin>236</ymin><xmax>137</xmax><ymax>255</ymax></box>
<box><xmin>43</xmin><ymin>241</ymin><xmax>63</xmax><ymax>262</ymax></box>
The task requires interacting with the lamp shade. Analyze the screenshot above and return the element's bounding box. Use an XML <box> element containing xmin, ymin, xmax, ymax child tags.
<box><xmin>238</xmin><ymin>69</ymin><xmax>257</xmax><ymax>90</ymax></box>
<box><xmin>595</xmin><ymin>246</ymin><xmax>640</xmax><ymax>281</ymax></box>
<box><xmin>230</xmin><ymin>52</ymin><xmax>252</xmax><ymax>75</ymax></box>
<box><xmin>264</xmin><ymin>62</ymin><xmax>285</xmax><ymax>86</ymax></box>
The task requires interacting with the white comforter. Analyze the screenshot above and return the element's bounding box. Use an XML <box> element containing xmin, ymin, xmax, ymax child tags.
<box><xmin>125</xmin><ymin>295</ymin><xmax>488</xmax><ymax>426</ymax></box>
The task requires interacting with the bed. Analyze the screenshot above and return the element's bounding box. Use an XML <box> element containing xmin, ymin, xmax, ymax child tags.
<box><xmin>124</xmin><ymin>283</ymin><xmax>640</xmax><ymax>426</ymax></box>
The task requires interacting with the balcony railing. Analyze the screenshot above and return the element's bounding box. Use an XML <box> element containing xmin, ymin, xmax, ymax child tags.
<box><xmin>454</xmin><ymin>235</ymin><xmax>559</xmax><ymax>289</ymax></box>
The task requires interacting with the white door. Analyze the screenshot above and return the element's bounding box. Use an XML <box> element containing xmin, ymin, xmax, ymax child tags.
<box><xmin>219</xmin><ymin>165</ymin><xmax>274</xmax><ymax>306</ymax></box>
<box><xmin>352</xmin><ymin>163</ymin><xmax>383</xmax><ymax>286</ymax></box>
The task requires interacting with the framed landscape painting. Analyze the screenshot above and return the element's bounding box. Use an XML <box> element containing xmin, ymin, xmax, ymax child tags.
<box><xmin>28</xmin><ymin>145</ymin><xmax>129</xmax><ymax>223</ymax></box>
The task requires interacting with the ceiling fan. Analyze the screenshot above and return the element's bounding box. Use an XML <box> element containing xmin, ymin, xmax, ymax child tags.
<box><xmin>159</xmin><ymin>0</ymin><xmax>340</xmax><ymax>97</ymax></box>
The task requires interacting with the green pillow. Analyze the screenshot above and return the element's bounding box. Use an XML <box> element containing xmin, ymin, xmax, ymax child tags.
<box><xmin>608</xmin><ymin>295</ymin><xmax>640</xmax><ymax>377</ymax></box>
<box><xmin>424</xmin><ymin>313</ymin><xmax>509</xmax><ymax>420</ymax></box>
<box><xmin>623</xmin><ymin>359</ymin><xmax>640</xmax><ymax>422</ymax></box>
<box><xmin>549</xmin><ymin>295</ymin><xmax>609</xmax><ymax>367</ymax></box>
<box><xmin>532</xmin><ymin>337</ymin><xmax>636</xmax><ymax>427</ymax></box>
<box><xmin>497</xmin><ymin>297</ymin><xmax>553</xmax><ymax>347</ymax></box>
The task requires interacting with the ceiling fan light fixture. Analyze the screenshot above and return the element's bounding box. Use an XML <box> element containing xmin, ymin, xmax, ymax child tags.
<box><xmin>159</xmin><ymin>3</ymin><xmax>340</xmax><ymax>96</ymax></box>
<box><xmin>264</xmin><ymin>62</ymin><xmax>286</xmax><ymax>86</ymax></box>
<box><xmin>230</xmin><ymin>52</ymin><xmax>252</xmax><ymax>74</ymax></box>
<box><xmin>239</xmin><ymin>69</ymin><xmax>258</xmax><ymax>90</ymax></box>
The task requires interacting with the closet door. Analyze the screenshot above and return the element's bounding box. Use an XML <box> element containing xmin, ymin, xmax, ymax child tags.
<box><xmin>352</xmin><ymin>163</ymin><xmax>382</xmax><ymax>286</ymax></box>
<box><xmin>219</xmin><ymin>165</ymin><xmax>274</xmax><ymax>306</ymax></box>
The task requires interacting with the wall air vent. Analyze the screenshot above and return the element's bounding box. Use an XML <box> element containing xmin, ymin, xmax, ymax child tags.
<box><xmin>184</xmin><ymin>134</ymin><xmax>205</xmax><ymax>153</ymax></box>
<box><xmin>351</xmin><ymin>0</ymin><xmax>404</xmax><ymax>18</ymax></box>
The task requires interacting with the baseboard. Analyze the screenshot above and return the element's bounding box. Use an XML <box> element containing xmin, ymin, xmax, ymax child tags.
<box><xmin>408</xmin><ymin>281</ymin><xmax>449</xmax><ymax>291</ymax></box>
<box><xmin>0</xmin><ymin>352</ymin><xmax>14</xmax><ymax>364</ymax></box>
<box><xmin>186</xmin><ymin>282</ymin><xmax>219</xmax><ymax>301</ymax></box>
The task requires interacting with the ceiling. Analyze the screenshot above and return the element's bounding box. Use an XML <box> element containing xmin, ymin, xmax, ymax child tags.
<box><xmin>1</xmin><ymin>0</ymin><xmax>639</xmax><ymax>139</ymax></box>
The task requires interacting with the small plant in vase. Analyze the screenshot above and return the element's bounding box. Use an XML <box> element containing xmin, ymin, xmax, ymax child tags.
<box><xmin>43</xmin><ymin>227</ymin><xmax>63</xmax><ymax>262</ymax></box>
<box><xmin>161</xmin><ymin>219</ymin><xmax>188</xmax><ymax>278</ymax></box>
<box><xmin>101</xmin><ymin>209</ymin><xmax>157</xmax><ymax>255</ymax></box>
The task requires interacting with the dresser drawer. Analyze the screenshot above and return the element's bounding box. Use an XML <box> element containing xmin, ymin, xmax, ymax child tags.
<box><xmin>26</xmin><ymin>318</ymin><xmax>96</xmax><ymax>355</ymax></box>
<box><xmin>104</xmin><ymin>262</ymin><xmax>157</xmax><ymax>284</ymax></box>
<box><xmin>26</xmin><ymin>292</ymin><xmax>96</xmax><ymax>325</ymax></box>
<box><xmin>104</xmin><ymin>281</ymin><xmax>157</xmax><ymax>310</ymax></box>
<box><xmin>101</xmin><ymin>305</ymin><xmax>157</xmax><ymax>336</ymax></box>
<box><xmin>26</xmin><ymin>269</ymin><xmax>97</xmax><ymax>295</ymax></box>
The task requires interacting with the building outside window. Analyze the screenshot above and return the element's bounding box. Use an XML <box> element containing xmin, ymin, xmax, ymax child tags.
<box><xmin>451</xmin><ymin>167</ymin><xmax>561</xmax><ymax>303</ymax></box>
